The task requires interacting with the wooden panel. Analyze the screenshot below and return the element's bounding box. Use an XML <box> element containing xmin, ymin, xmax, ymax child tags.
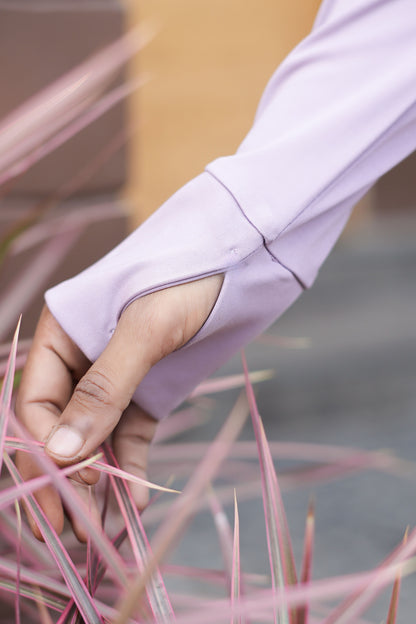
<box><xmin>0</xmin><ymin>1</ymin><xmax>127</xmax><ymax>196</ymax></box>
<box><xmin>126</xmin><ymin>1</ymin><xmax>321</xmax><ymax>225</ymax></box>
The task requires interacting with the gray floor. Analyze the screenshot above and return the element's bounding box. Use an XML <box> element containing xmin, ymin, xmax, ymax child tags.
<box><xmin>155</xmin><ymin>214</ymin><xmax>416</xmax><ymax>623</ymax></box>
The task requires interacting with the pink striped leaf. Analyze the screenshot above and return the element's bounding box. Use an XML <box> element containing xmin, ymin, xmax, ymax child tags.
<box><xmin>242</xmin><ymin>352</ymin><xmax>297</xmax><ymax>624</ymax></box>
<box><xmin>10</xmin><ymin>415</ymin><xmax>129</xmax><ymax>589</ymax></box>
<box><xmin>298</xmin><ymin>499</ymin><xmax>315</xmax><ymax>624</ymax></box>
<box><xmin>103</xmin><ymin>443</ymin><xmax>176</xmax><ymax>623</ymax></box>
<box><xmin>323</xmin><ymin>528</ymin><xmax>415</xmax><ymax>624</ymax></box>
<box><xmin>0</xmin><ymin>317</ymin><xmax>21</xmax><ymax>473</ymax></box>
<box><xmin>170</xmin><ymin>559</ymin><xmax>416</xmax><ymax>624</ymax></box>
<box><xmin>191</xmin><ymin>370</ymin><xmax>274</xmax><ymax>398</ymax></box>
<box><xmin>0</xmin><ymin>25</ymin><xmax>153</xmax><ymax>180</ymax></box>
<box><xmin>3</xmin><ymin>454</ymin><xmax>104</xmax><ymax>624</ymax></box>
<box><xmin>209</xmin><ymin>487</ymin><xmax>233</xmax><ymax>589</ymax></box>
<box><xmin>113</xmin><ymin>392</ymin><xmax>249</xmax><ymax>624</ymax></box>
<box><xmin>231</xmin><ymin>491</ymin><xmax>243</xmax><ymax>624</ymax></box>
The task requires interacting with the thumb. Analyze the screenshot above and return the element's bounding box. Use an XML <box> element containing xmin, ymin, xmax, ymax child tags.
<box><xmin>43</xmin><ymin>295</ymin><xmax>162</xmax><ymax>463</ymax></box>
<box><xmin>44</xmin><ymin>275</ymin><xmax>222</xmax><ymax>463</ymax></box>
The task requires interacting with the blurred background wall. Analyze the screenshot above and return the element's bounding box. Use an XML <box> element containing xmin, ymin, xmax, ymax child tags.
<box><xmin>126</xmin><ymin>0</ymin><xmax>322</xmax><ymax>225</ymax></box>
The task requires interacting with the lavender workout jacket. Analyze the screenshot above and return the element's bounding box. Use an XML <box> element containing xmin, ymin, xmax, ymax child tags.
<box><xmin>45</xmin><ymin>0</ymin><xmax>416</xmax><ymax>419</ymax></box>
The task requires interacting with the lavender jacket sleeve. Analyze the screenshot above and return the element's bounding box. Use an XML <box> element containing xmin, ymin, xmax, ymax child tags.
<box><xmin>46</xmin><ymin>0</ymin><xmax>416</xmax><ymax>419</ymax></box>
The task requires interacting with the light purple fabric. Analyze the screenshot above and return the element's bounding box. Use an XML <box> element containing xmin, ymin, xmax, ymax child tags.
<box><xmin>46</xmin><ymin>0</ymin><xmax>416</xmax><ymax>419</ymax></box>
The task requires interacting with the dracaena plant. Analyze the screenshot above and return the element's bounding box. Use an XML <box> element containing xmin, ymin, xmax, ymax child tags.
<box><xmin>0</xmin><ymin>26</ymin><xmax>415</xmax><ymax>624</ymax></box>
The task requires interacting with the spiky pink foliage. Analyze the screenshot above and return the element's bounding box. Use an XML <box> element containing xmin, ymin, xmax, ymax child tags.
<box><xmin>1</xmin><ymin>21</ymin><xmax>416</xmax><ymax>624</ymax></box>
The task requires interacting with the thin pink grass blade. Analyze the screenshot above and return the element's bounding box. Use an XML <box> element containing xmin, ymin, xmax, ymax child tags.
<box><xmin>8</xmin><ymin>202</ymin><xmax>123</xmax><ymax>258</ymax></box>
<box><xmin>0</xmin><ymin>509</ymin><xmax>54</xmax><ymax>569</ymax></box>
<box><xmin>386</xmin><ymin>563</ymin><xmax>403</xmax><ymax>624</ymax></box>
<box><xmin>298</xmin><ymin>499</ymin><xmax>315</xmax><ymax>624</ymax></box>
<box><xmin>0</xmin><ymin>579</ymin><xmax>66</xmax><ymax>613</ymax></box>
<box><xmin>209</xmin><ymin>487</ymin><xmax>233</xmax><ymax>588</ymax></box>
<box><xmin>14</xmin><ymin>500</ymin><xmax>22</xmax><ymax>624</ymax></box>
<box><xmin>103</xmin><ymin>443</ymin><xmax>176</xmax><ymax>623</ymax></box>
<box><xmin>170</xmin><ymin>559</ymin><xmax>416</xmax><ymax>624</ymax></box>
<box><xmin>0</xmin><ymin>353</ymin><xmax>27</xmax><ymax>378</ymax></box>
<box><xmin>154</xmin><ymin>407</ymin><xmax>208</xmax><ymax>443</ymax></box>
<box><xmin>3</xmin><ymin>454</ymin><xmax>104</xmax><ymax>624</ymax></box>
<box><xmin>150</xmin><ymin>440</ymin><xmax>414</xmax><ymax>480</ymax></box>
<box><xmin>10</xmin><ymin>416</ymin><xmax>129</xmax><ymax>588</ymax></box>
<box><xmin>0</xmin><ymin>453</ymin><xmax>101</xmax><ymax>512</ymax></box>
<box><xmin>0</xmin><ymin>317</ymin><xmax>21</xmax><ymax>475</ymax></box>
<box><xmin>323</xmin><ymin>528</ymin><xmax>414</xmax><ymax>624</ymax></box>
<box><xmin>34</xmin><ymin>587</ymin><xmax>56</xmax><ymax>624</ymax></box>
<box><xmin>0</xmin><ymin>338</ymin><xmax>31</xmax><ymax>359</ymax></box>
<box><xmin>1</xmin><ymin>78</ymin><xmax>145</xmax><ymax>188</ymax></box>
<box><xmin>113</xmin><ymin>391</ymin><xmax>249</xmax><ymax>624</ymax></box>
<box><xmin>0</xmin><ymin>557</ymin><xmax>71</xmax><ymax>600</ymax></box>
<box><xmin>231</xmin><ymin>490</ymin><xmax>243</xmax><ymax>624</ymax></box>
<box><xmin>0</xmin><ymin>25</ymin><xmax>153</xmax><ymax>180</ymax></box>
<box><xmin>242</xmin><ymin>352</ymin><xmax>297</xmax><ymax>624</ymax></box>
<box><xmin>0</xmin><ymin>230</ymin><xmax>82</xmax><ymax>340</ymax></box>
<box><xmin>385</xmin><ymin>529</ymin><xmax>408</xmax><ymax>624</ymax></box>
<box><xmin>91</xmin><ymin>458</ymin><xmax>180</xmax><ymax>494</ymax></box>
<box><xmin>191</xmin><ymin>370</ymin><xmax>274</xmax><ymax>398</ymax></box>
<box><xmin>255</xmin><ymin>334</ymin><xmax>311</xmax><ymax>349</ymax></box>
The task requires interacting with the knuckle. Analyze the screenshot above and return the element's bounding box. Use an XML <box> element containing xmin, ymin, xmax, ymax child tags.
<box><xmin>73</xmin><ymin>370</ymin><xmax>114</xmax><ymax>409</ymax></box>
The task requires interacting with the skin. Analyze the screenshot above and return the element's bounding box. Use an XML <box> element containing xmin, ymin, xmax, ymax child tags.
<box><xmin>15</xmin><ymin>274</ymin><xmax>223</xmax><ymax>541</ymax></box>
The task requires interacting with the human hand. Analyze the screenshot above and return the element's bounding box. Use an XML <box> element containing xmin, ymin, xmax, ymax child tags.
<box><xmin>15</xmin><ymin>274</ymin><xmax>223</xmax><ymax>541</ymax></box>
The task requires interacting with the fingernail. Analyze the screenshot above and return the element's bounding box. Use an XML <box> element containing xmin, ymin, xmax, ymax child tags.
<box><xmin>46</xmin><ymin>426</ymin><xmax>84</xmax><ymax>458</ymax></box>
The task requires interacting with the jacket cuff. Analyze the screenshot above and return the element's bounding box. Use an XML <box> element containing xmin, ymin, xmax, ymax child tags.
<box><xmin>131</xmin><ymin>244</ymin><xmax>302</xmax><ymax>419</ymax></box>
<box><xmin>45</xmin><ymin>171</ymin><xmax>263</xmax><ymax>368</ymax></box>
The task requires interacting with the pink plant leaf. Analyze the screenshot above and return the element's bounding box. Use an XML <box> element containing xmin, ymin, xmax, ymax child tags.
<box><xmin>34</xmin><ymin>587</ymin><xmax>56</xmax><ymax>624</ymax></box>
<box><xmin>386</xmin><ymin>563</ymin><xmax>403</xmax><ymax>624</ymax></box>
<box><xmin>113</xmin><ymin>392</ymin><xmax>249</xmax><ymax>624</ymax></box>
<box><xmin>385</xmin><ymin>529</ymin><xmax>407</xmax><ymax>624</ymax></box>
<box><xmin>0</xmin><ymin>25</ymin><xmax>153</xmax><ymax>180</ymax></box>
<box><xmin>231</xmin><ymin>490</ymin><xmax>244</xmax><ymax>624</ymax></box>
<box><xmin>0</xmin><ymin>353</ymin><xmax>27</xmax><ymax>378</ymax></box>
<box><xmin>255</xmin><ymin>334</ymin><xmax>311</xmax><ymax>350</ymax></box>
<box><xmin>170</xmin><ymin>559</ymin><xmax>416</xmax><ymax>624</ymax></box>
<box><xmin>3</xmin><ymin>453</ymin><xmax>104</xmax><ymax>624</ymax></box>
<box><xmin>0</xmin><ymin>508</ymin><xmax>54</xmax><ymax>569</ymax></box>
<box><xmin>9</xmin><ymin>202</ymin><xmax>124</xmax><ymax>258</ymax></box>
<box><xmin>0</xmin><ymin>337</ymin><xmax>31</xmax><ymax>359</ymax></box>
<box><xmin>162</xmin><ymin>564</ymin><xmax>268</xmax><ymax>590</ymax></box>
<box><xmin>10</xmin><ymin>415</ymin><xmax>129</xmax><ymax>589</ymax></box>
<box><xmin>0</xmin><ymin>452</ymin><xmax>101</xmax><ymax>512</ymax></box>
<box><xmin>14</xmin><ymin>500</ymin><xmax>22</xmax><ymax>624</ymax></box>
<box><xmin>154</xmin><ymin>407</ymin><xmax>208</xmax><ymax>443</ymax></box>
<box><xmin>242</xmin><ymin>351</ymin><xmax>297</xmax><ymax>624</ymax></box>
<box><xmin>190</xmin><ymin>370</ymin><xmax>274</xmax><ymax>398</ymax></box>
<box><xmin>0</xmin><ymin>77</ymin><xmax>145</xmax><ymax>189</ymax></box>
<box><xmin>0</xmin><ymin>317</ymin><xmax>21</xmax><ymax>473</ymax></box>
<box><xmin>322</xmin><ymin>527</ymin><xmax>415</xmax><ymax>624</ymax></box>
<box><xmin>0</xmin><ymin>579</ymin><xmax>67</xmax><ymax>613</ymax></box>
<box><xmin>208</xmin><ymin>487</ymin><xmax>234</xmax><ymax>589</ymax></box>
<box><xmin>92</xmin><ymin>459</ymin><xmax>180</xmax><ymax>494</ymax></box>
<box><xmin>0</xmin><ymin>229</ymin><xmax>83</xmax><ymax>341</ymax></box>
<box><xmin>103</xmin><ymin>443</ymin><xmax>176</xmax><ymax>623</ymax></box>
<box><xmin>0</xmin><ymin>556</ymin><xmax>71</xmax><ymax>599</ymax></box>
<box><xmin>298</xmin><ymin>499</ymin><xmax>315</xmax><ymax>624</ymax></box>
<box><xmin>149</xmin><ymin>440</ymin><xmax>413</xmax><ymax>480</ymax></box>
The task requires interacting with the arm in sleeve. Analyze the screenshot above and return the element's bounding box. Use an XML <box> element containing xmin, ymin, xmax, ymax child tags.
<box><xmin>45</xmin><ymin>0</ymin><xmax>416</xmax><ymax>419</ymax></box>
